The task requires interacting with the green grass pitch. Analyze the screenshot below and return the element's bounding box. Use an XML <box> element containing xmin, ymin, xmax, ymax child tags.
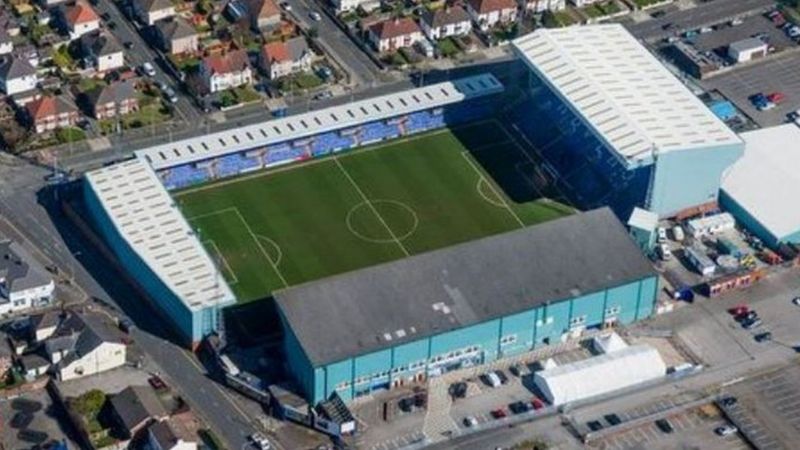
<box><xmin>174</xmin><ymin>121</ymin><xmax>575</xmax><ymax>303</ymax></box>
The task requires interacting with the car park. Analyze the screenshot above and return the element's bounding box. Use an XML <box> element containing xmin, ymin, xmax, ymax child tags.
<box><xmin>655</xmin><ymin>418</ymin><xmax>674</xmax><ymax>433</ymax></box>
<box><xmin>715</xmin><ymin>424</ymin><xmax>738</xmax><ymax>436</ymax></box>
<box><xmin>463</xmin><ymin>416</ymin><xmax>478</xmax><ymax>427</ymax></box>
<box><xmin>755</xmin><ymin>331</ymin><xmax>773</xmax><ymax>342</ymax></box>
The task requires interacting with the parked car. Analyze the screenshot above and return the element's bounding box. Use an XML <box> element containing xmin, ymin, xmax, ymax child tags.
<box><xmin>657</xmin><ymin>227</ymin><xmax>667</xmax><ymax>242</ymax></box>
<box><xmin>494</xmin><ymin>370</ymin><xmax>508</xmax><ymax>384</ymax></box>
<box><xmin>719</xmin><ymin>396</ymin><xmax>738</xmax><ymax>407</ymax></box>
<box><xmin>658</xmin><ymin>244</ymin><xmax>672</xmax><ymax>261</ymax></box>
<box><xmin>586</xmin><ymin>420</ymin><xmax>604</xmax><ymax>431</ymax></box>
<box><xmin>107</xmin><ymin>20</ymin><xmax>116</xmax><ymax>29</ymax></box>
<box><xmin>754</xmin><ymin>331</ymin><xmax>772</xmax><ymax>342</ymax></box>
<box><xmin>164</xmin><ymin>87</ymin><xmax>178</xmax><ymax>103</ymax></box>
<box><xmin>491</xmin><ymin>408</ymin><xmax>507</xmax><ymax>419</ymax></box>
<box><xmin>309</xmin><ymin>11</ymin><xmax>321</xmax><ymax>21</ymax></box>
<box><xmin>792</xmin><ymin>296</ymin><xmax>800</xmax><ymax>306</ymax></box>
<box><xmin>148</xmin><ymin>375</ymin><xmax>166</xmax><ymax>390</ymax></box>
<box><xmin>483</xmin><ymin>372</ymin><xmax>502</xmax><ymax>388</ymax></box>
<box><xmin>118</xmin><ymin>318</ymin><xmax>135</xmax><ymax>332</ymax></box>
<box><xmin>737</xmin><ymin>310</ymin><xmax>757</xmax><ymax>322</ymax></box>
<box><xmin>124</xmin><ymin>41</ymin><xmax>134</xmax><ymax>49</ymax></box>
<box><xmin>604</xmin><ymin>414</ymin><xmax>622</xmax><ymax>426</ymax></box>
<box><xmin>509</xmin><ymin>401</ymin><xmax>530</xmax><ymax>414</ymax></box>
<box><xmin>316</xmin><ymin>66</ymin><xmax>333</xmax><ymax>80</ymax></box>
<box><xmin>531</xmin><ymin>397</ymin><xmax>544</xmax><ymax>410</ymax></box>
<box><xmin>742</xmin><ymin>317</ymin><xmax>762</xmax><ymax>329</ymax></box>
<box><xmin>655</xmin><ymin>418</ymin><xmax>674</xmax><ymax>433</ymax></box>
<box><xmin>509</xmin><ymin>364</ymin><xmax>522</xmax><ymax>377</ymax></box>
<box><xmin>767</xmin><ymin>92</ymin><xmax>786</xmax><ymax>104</ymax></box>
<box><xmin>729</xmin><ymin>304</ymin><xmax>749</xmax><ymax>316</ymax></box>
<box><xmin>313</xmin><ymin>90</ymin><xmax>333</xmax><ymax>101</ymax></box>
<box><xmin>141</xmin><ymin>62</ymin><xmax>156</xmax><ymax>77</ymax></box>
<box><xmin>100</xmin><ymin>12</ymin><xmax>111</xmax><ymax>20</ymax></box>
<box><xmin>463</xmin><ymin>416</ymin><xmax>478</xmax><ymax>427</ymax></box>
<box><xmin>449</xmin><ymin>382</ymin><xmax>467</xmax><ymax>399</ymax></box>
<box><xmin>715</xmin><ymin>424</ymin><xmax>738</xmax><ymax>436</ymax></box>
<box><xmin>249</xmin><ymin>433</ymin><xmax>272</xmax><ymax>450</ymax></box>
<box><xmin>279</xmin><ymin>1</ymin><xmax>291</xmax><ymax>10</ymax></box>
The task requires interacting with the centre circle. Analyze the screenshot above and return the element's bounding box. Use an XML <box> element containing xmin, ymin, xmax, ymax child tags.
<box><xmin>346</xmin><ymin>200</ymin><xmax>419</xmax><ymax>244</ymax></box>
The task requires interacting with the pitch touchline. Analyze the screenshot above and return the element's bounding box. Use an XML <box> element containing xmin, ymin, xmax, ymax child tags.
<box><xmin>333</xmin><ymin>157</ymin><xmax>411</xmax><ymax>257</ymax></box>
<box><xmin>185</xmin><ymin>206</ymin><xmax>238</xmax><ymax>222</ymax></box>
<box><xmin>459</xmin><ymin>152</ymin><xmax>525</xmax><ymax>228</ymax></box>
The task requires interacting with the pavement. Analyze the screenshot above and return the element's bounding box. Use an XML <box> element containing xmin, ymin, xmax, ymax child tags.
<box><xmin>622</xmin><ymin>0</ymin><xmax>775</xmax><ymax>42</ymax></box>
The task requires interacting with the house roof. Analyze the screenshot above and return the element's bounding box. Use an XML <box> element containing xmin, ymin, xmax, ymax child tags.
<box><xmin>27</xmin><ymin>95</ymin><xmax>77</xmax><ymax>121</ymax></box>
<box><xmin>0</xmin><ymin>240</ymin><xmax>52</xmax><ymax>296</ymax></box>
<box><xmin>248</xmin><ymin>0</ymin><xmax>280</xmax><ymax>19</ymax></box>
<box><xmin>261</xmin><ymin>37</ymin><xmax>308</xmax><ymax>63</ymax></box>
<box><xmin>148</xmin><ymin>420</ymin><xmax>189</xmax><ymax>450</ymax></box>
<box><xmin>369</xmin><ymin>17</ymin><xmax>420</xmax><ymax>40</ymax></box>
<box><xmin>423</xmin><ymin>6</ymin><xmax>470</xmax><ymax>28</ymax></box>
<box><xmin>155</xmin><ymin>18</ymin><xmax>197</xmax><ymax>41</ymax></box>
<box><xmin>20</xmin><ymin>352</ymin><xmax>50</xmax><ymax>370</ymax></box>
<box><xmin>111</xmin><ymin>386</ymin><xmax>167</xmax><ymax>432</ymax></box>
<box><xmin>202</xmin><ymin>49</ymin><xmax>250</xmax><ymax>75</ymax></box>
<box><xmin>0</xmin><ymin>28</ymin><xmax>10</xmax><ymax>45</ymax></box>
<box><xmin>275</xmin><ymin>208</ymin><xmax>657</xmax><ymax>367</ymax></box>
<box><xmin>137</xmin><ymin>0</ymin><xmax>173</xmax><ymax>12</ymax></box>
<box><xmin>468</xmin><ymin>0</ymin><xmax>516</xmax><ymax>14</ymax></box>
<box><xmin>87</xmin><ymin>80</ymin><xmax>137</xmax><ymax>106</ymax></box>
<box><xmin>30</xmin><ymin>310</ymin><xmax>61</xmax><ymax>332</ymax></box>
<box><xmin>81</xmin><ymin>32</ymin><xmax>123</xmax><ymax>57</ymax></box>
<box><xmin>64</xmin><ymin>1</ymin><xmax>100</xmax><ymax>25</ymax></box>
<box><xmin>0</xmin><ymin>56</ymin><xmax>36</xmax><ymax>80</ymax></box>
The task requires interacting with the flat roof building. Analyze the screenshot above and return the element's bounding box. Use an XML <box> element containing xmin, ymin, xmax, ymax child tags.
<box><xmin>511</xmin><ymin>25</ymin><xmax>743</xmax><ymax>218</ymax></box>
<box><xmin>721</xmin><ymin>124</ymin><xmax>800</xmax><ymax>247</ymax></box>
<box><xmin>277</xmin><ymin>208</ymin><xmax>659</xmax><ymax>404</ymax></box>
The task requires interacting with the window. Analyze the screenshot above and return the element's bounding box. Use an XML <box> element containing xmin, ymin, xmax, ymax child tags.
<box><xmin>605</xmin><ymin>306</ymin><xmax>621</xmax><ymax>316</ymax></box>
<box><xmin>500</xmin><ymin>335</ymin><xmax>517</xmax><ymax>345</ymax></box>
<box><xmin>569</xmin><ymin>315</ymin><xmax>587</xmax><ymax>327</ymax></box>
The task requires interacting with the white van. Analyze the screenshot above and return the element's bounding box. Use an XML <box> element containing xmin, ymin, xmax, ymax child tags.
<box><xmin>657</xmin><ymin>227</ymin><xmax>668</xmax><ymax>243</ymax></box>
<box><xmin>672</xmin><ymin>225</ymin><xmax>685</xmax><ymax>242</ymax></box>
<box><xmin>658</xmin><ymin>244</ymin><xmax>672</xmax><ymax>261</ymax></box>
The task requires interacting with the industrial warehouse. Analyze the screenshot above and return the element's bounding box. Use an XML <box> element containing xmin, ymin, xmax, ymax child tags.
<box><xmin>276</xmin><ymin>208</ymin><xmax>658</xmax><ymax>404</ymax></box>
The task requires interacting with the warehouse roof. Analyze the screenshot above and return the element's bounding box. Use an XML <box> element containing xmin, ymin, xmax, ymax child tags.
<box><xmin>84</xmin><ymin>158</ymin><xmax>235</xmax><ymax>311</ymax></box>
<box><xmin>276</xmin><ymin>208</ymin><xmax>656</xmax><ymax>367</ymax></box>
<box><xmin>513</xmin><ymin>25</ymin><xmax>741</xmax><ymax>166</ymax></box>
<box><xmin>721</xmin><ymin>124</ymin><xmax>800</xmax><ymax>240</ymax></box>
<box><xmin>729</xmin><ymin>37</ymin><xmax>767</xmax><ymax>53</ymax></box>
<box><xmin>135</xmin><ymin>74</ymin><xmax>503</xmax><ymax>170</ymax></box>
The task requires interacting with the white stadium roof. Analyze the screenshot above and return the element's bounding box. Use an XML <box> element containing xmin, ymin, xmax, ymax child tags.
<box><xmin>722</xmin><ymin>124</ymin><xmax>800</xmax><ymax>240</ymax></box>
<box><xmin>85</xmin><ymin>159</ymin><xmax>236</xmax><ymax>311</ymax></box>
<box><xmin>513</xmin><ymin>25</ymin><xmax>741</xmax><ymax>165</ymax></box>
<box><xmin>533</xmin><ymin>344</ymin><xmax>666</xmax><ymax>406</ymax></box>
<box><xmin>136</xmin><ymin>74</ymin><xmax>504</xmax><ymax>170</ymax></box>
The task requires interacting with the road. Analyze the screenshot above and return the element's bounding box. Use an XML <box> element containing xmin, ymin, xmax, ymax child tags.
<box><xmin>623</xmin><ymin>0</ymin><xmax>775</xmax><ymax>42</ymax></box>
<box><xmin>0</xmin><ymin>160</ymin><xmax>272</xmax><ymax>450</ymax></box>
<box><xmin>92</xmin><ymin>0</ymin><xmax>202</xmax><ymax>125</ymax></box>
<box><xmin>283</xmin><ymin>0</ymin><xmax>382</xmax><ymax>87</ymax></box>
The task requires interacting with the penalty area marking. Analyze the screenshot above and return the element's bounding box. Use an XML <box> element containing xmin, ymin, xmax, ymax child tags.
<box><xmin>476</xmin><ymin>178</ymin><xmax>507</xmax><ymax>209</ymax></box>
<box><xmin>460</xmin><ymin>151</ymin><xmax>525</xmax><ymax>228</ymax></box>
<box><xmin>202</xmin><ymin>239</ymin><xmax>238</xmax><ymax>286</ymax></box>
<box><xmin>255</xmin><ymin>234</ymin><xmax>283</xmax><ymax>266</ymax></box>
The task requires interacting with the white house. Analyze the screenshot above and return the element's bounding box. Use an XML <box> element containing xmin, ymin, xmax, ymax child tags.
<box><xmin>36</xmin><ymin>311</ymin><xmax>126</xmax><ymax>381</ymax></box>
<box><xmin>0</xmin><ymin>241</ymin><xmax>54</xmax><ymax>316</ymax></box>
<box><xmin>420</xmin><ymin>6</ymin><xmax>472</xmax><ymax>40</ymax></box>
<box><xmin>0</xmin><ymin>29</ymin><xmax>13</xmax><ymax>55</ymax></box>
<box><xmin>259</xmin><ymin>37</ymin><xmax>314</xmax><ymax>80</ymax></box>
<box><xmin>199</xmin><ymin>50</ymin><xmax>253</xmax><ymax>93</ymax></box>
<box><xmin>521</xmin><ymin>0</ymin><xmax>565</xmax><ymax>13</ymax></box>
<box><xmin>148</xmin><ymin>420</ymin><xmax>197</xmax><ymax>450</ymax></box>
<box><xmin>63</xmin><ymin>1</ymin><xmax>100</xmax><ymax>40</ymax></box>
<box><xmin>466</xmin><ymin>0</ymin><xmax>517</xmax><ymax>31</ymax></box>
<box><xmin>133</xmin><ymin>0</ymin><xmax>176</xmax><ymax>26</ymax></box>
<box><xmin>331</xmin><ymin>0</ymin><xmax>378</xmax><ymax>14</ymax></box>
<box><xmin>569</xmin><ymin>0</ymin><xmax>601</xmax><ymax>6</ymax></box>
<box><xmin>81</xmin><ymin>32</ymin><xmax>125</xmax><ymax>73</ymax></box>
<box><xmin>367</xmin><ymin>18</ymin><xmax>424</xmax><ymax>53</ymax></box>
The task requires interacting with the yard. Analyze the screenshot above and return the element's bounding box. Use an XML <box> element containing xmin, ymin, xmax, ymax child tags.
<box><xmin>276</xmin><ymin>72</ymin><xmax>325</xmax><ymax>92</ymax></box>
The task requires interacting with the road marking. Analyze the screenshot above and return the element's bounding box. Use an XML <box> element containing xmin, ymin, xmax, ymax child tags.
<box><xmin>333</xmin><ymin>156</ymin><xmax>410</xmax><ymax>257</ymax></box>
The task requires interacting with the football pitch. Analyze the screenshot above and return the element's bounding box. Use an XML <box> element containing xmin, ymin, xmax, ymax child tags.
<box><xmin>174</xmin><ymin>120</ymin><xmax>575</xmax><ymax>303</ymax></box>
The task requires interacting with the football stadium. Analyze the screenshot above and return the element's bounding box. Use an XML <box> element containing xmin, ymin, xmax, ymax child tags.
<box><xmin>82</xmin><ymin>25</ymin><xmax>747</xmax><ymax>404</ymax></box>
<box><xmin>84</xmin><ymin>73</ymin><xmax>576</xmax><ymax>346</ymax></box>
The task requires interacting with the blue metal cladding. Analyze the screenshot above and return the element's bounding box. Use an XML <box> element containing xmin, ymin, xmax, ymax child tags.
<box><xmin>292</xmin><ymin>276</ymin><xmax>660</xmax><ymax>405</ymax></box>
<box><xmin>83</xmin><ymin>182</ymin><xmax>220</xmax><ymax>344</ymax></box>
